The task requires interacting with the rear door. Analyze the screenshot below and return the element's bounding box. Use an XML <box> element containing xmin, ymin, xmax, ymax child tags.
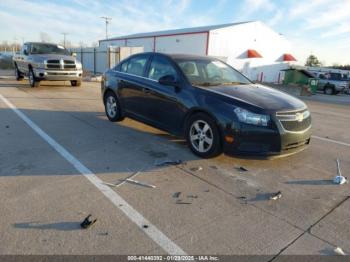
<box><xmin>116</xmin><ymin>54</ymin><xmax>152</xmax><ymax>119</ymax></box>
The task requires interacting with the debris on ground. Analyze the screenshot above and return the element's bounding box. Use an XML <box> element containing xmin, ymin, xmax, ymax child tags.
<box><xmin>334</xmin><ymin>247</ymin><xmax>346</xmax><ymax>256</ymax></box>
<box><xmin>269</xmin><ymin>191</ymin><xmax>282</xmax><ymax>200</ymax></box>
<box><xmin>333</xmin><ymin>159</ymin><xmax>348</xmax><ymax>185</ymax></box>
<box><xmin>236</xmin><ymin>166</ymin><xmax>248</xmax><ymax>172</ymax></box>
<box><xmin>142</xmin><ymin>225</ymin><xmax>149</xmax><ymax>229</ymax></box>
<box><xmin>80</xmin><ymin>214</ymin><xmax>97</xmax><ymax>229</ymax></box>
<box><xmin>190</xmin><ymin>166</ymin><xmax>203</xmax><ymax>172</ymax></box>
<box><xmin>203</xmin><ymin>189</ymin><xmax>210</xmax><ymax>192</ymax></box>
<box><xmin>238</xmin><ymin>196</ymin><xmax>247</xmax><ymax>200</ymax></box>
<box><xmin>125</xmin><ymin>178</ymin><xmax>156</xmax><ymax>188</ymax></box>
<box><xmin>172</xmin><ymin>192</ymin><xmax>181</xmax><ymax>198</ymax></box>
<box><xmin>5</xmin><ymin>125</ymin><xmax>9</xmax><ymax>128</ymax></box>
<box><xmin>155</xmin><ymin>159</ymin><xmax>183</xmax><ymax>166</ymax></box>
<box><xmin>187</xmin><ymin>194</ymin><xmax>198</xmax><ymax>199</ymax></box>
<box><xmin>103</xmin><ymin>182</ymin><xmax>117</xmax><ymax>187</ymax></box>
<box><xmin>209</xmin><ymin>166</ymin><xmax>218</xmax><ymax>170</ymax></box>
<box><xmin>176</xmin><ymin>199</ymin><xmax>192</xmax><ymax>204</ymax></box>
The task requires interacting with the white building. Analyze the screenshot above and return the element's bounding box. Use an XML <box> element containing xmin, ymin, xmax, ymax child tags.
<box><xmin>99</xmin><ymin>21</ymin><xmax>297</xmax><ymax>83</ymax></box>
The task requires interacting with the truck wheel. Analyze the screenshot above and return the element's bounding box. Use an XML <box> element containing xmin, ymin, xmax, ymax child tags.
<box><xmin>15</xmin><ymin>66</ymin><xmax>24</xmax><ymax>81</ymax></box>
<box><xmin>71</xmin><ymin>80</ymin><xmax>81</xmax><ymax>87</ymax></box>
<box><xmin>28</xmin><ymin>68</ymin><xmax>40</xmax><ymax>87</ymax></box>
<box><xmin>324</xmin><ymin>85</ymin><xmax>334</xmax><ymax>95</ymax></box>
<box><xmin>185</xmin><ymin>113</ymin><xmax>222</xmax><ymax>158</ymax></box>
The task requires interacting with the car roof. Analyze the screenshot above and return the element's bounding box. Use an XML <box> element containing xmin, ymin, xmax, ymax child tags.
<box><xmin>130</xmin><ymin>52</ymin><xmax>215</xmax><ymax>61</ymax></box>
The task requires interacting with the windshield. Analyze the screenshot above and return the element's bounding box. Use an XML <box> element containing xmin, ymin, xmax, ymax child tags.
<box><xmin>30</xmin><ymin>43</ymin><xmax>69</xmax><ymax>55</ymax></box>
<box><xmin>175</xmin><ymin>58</ymin><xmax>251</xmax><ymax>86</ymax></box>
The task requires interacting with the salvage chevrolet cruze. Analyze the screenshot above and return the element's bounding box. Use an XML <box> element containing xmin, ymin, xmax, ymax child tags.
<box><xmin>101</xmin><ymin>53</ymin><xmax>311</xmax><ymax>158</ymax></box>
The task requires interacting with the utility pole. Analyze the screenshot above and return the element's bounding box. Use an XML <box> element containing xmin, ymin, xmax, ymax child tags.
<box><xmin>61</xmin><ymin>32</ymin><xmax>68</xmax><ymax>48</ymax></box>
<box><xmin>100</xmin><ymin>16</ymin><xmax>112</xmax><ymax>39</ymax></box>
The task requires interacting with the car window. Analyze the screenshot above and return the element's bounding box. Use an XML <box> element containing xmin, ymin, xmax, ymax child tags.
<box><xmin>175</xmin><ymin>58</ymin><xmax>251</xmax><ymax>86</ymax></box>
<box><xmin>120</xmin><ymin>61</ymin><xmax>128</xmax><ymax>73</ymax></box>
<box><xmin>126</xmin><ymin>56</ymin><xmax>148</xmax><ymax>77</ymax></box>
<box><xmin>148</xmin><ymin>56</ymin><xmax>177</xmax><ymax>81</ymax></box>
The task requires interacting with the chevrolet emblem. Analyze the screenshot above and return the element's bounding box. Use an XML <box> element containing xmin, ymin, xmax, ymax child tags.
<box><xmin>295</xmin><ymin>113</ymin><xmax>304</xmax><ymax>122</ymax></box>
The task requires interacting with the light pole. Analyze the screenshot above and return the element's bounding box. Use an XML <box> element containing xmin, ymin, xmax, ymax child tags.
<box><xmin>100</xmin><ymin>16</ymin><xmax>112</xmax><ymax>39</ymax></box>
<box><xmin>61</xmin><ymin>32</ymin><xmax>68</xmax><ymax>48</ymax></box>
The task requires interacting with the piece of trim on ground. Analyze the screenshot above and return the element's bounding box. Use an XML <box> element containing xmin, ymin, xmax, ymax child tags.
<box><xmin>0</xmin><ymin>93</ymin><xmax>186</xmax><ymax>255</ymax></box>
<box><xmin>312</xmin><ymin>135</ymin><xmax>350</xmax><ymax>147</ymax></box>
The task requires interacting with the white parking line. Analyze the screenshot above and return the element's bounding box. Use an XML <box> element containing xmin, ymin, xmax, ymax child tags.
<box><xmin>312</xmin><ymin>135</ymin><xmax>350</xmax><ymax>147</ymax></box>
<box><xmin>0</xmin><ymin>94</ymin><xmax>186</xmax><ymax>255</ymax></box>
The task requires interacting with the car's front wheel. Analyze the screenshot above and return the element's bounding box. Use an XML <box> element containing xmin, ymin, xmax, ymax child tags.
<box><xmin>324</xmin><ymin>84</ymin><xmax>335</xmax><ymax>95</ymax></box>
<box><xmin>104</xmin><ymin>91</ymin><xmax>124</xmax><ymax>122</ymax></box>
<box><xmin>186</xmin><ymin>113</ymin><xmax>222</xmax><ymax>158</ymax></box>
<box><xmin>28</xmin><ymin>68</ymin><xmax>40</xmax><ymax>87</ymax></box>
<box><xmin>71</xmin><ymin>80</ymin><xmax>81</xmax><ymax>87</ymax></box>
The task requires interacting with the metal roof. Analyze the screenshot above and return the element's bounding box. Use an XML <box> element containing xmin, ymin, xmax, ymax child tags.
<box><xmin>100</xmin><ymin>21</ymin><xmax>254</xmax><ymax>42</ymax></box>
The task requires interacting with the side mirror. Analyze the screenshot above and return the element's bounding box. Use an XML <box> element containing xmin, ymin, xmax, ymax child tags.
<box><xmin>158</xmin><ymin>75</ymin><xmax>178</xmax><ymax>87</ymax></box>
<box><xmin>71</xmin><ymin>52</ymin><xmax>77</xmax><ymax>57</ymax></box>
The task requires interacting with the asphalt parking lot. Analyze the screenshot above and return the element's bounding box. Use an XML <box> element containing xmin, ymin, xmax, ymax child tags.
<box><xmin>0</xmin><ymin>74</ymin><xmax>350</xmax><ymax>259</ymax></box>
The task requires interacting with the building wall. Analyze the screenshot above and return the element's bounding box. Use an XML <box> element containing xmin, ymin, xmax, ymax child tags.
<box><xmin>208</xmin><ymin>21</ymin><xmax>294</xmax><ymax>83</ymax></box>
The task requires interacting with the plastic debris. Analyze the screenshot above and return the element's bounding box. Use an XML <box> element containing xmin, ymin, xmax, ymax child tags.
<box><xmin>176</xmin><ymin>199</ymin><xmax>192</xmax><ymax>204</ymax></box>
<box><xmin>5</xmin><ymin>125</ymin><xmax>9</xmax><ymax>128</ymax></box>
<box><xmin>236</xmin><ymin>166</ymin><xmax>248</xmax><ymax>172</ymax></box>
<box><xmin>333</xmin><ymin>159</ymin><xmax>347</xmax><ymax>185</ymax></box>
<box><xmin>190</xmin><ymin>166</ymin><xmax>203</xmax><ymax>172</ymax></box>
<box><xmin>334</xmin><ymin>247</ymin><xmax>346</xmax><ymax>256</ymax></box>
<box><xmin>142</xmin><ymin>225</ymin><xmax>149</xmax><ymax>229</ymax></box>
<box><xmin>210</xmin><ymin>166</ymin><xmax>218</xmax><ymax>170</ymax></box>
<box><xmin>173</xmin><ymin>192</ymin><xmax>181</xmax><ymax>198</ymax></box>
<box><xmin>187</xmin><ymin>194</ymin><xmax>198</xmax><ymax>199</ymax></box>
<box><xmin>80</xmin><ymin>214</ymin><xmax>97</xmax><ymax>229</ymax></box>
<box><xmin>204</xmin><ymin>189</ymin><xmax>210</xmax><ymax>192</ymax></box>
<box><xmin>155</xmin><ymin>159</ymin><xmax>182</xmax><ymax>166</ymax></box>
<box><xmin>269</xmin><ymin>191</ymin><xmax>282</xmax><ymax>200</ymax></box>
<box><xmin>125</xmin><ymin>178</ymin><xmax>156</xmax><ymax>188</ymax></box>
<box><xmin>103</xmin><ymin>182</ymin><xmax>117</xmax><ymax>187</ymax></box>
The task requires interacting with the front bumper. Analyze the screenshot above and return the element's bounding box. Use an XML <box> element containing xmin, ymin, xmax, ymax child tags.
<box><xmin>34</xmin><ymin>68</ymin><xmax>83</xmax><ymax>81</ymax></box>
<box><xmin>223</xmin><ymin>119</ymin><xmax>312</xmax><ymax>157</ymax></box>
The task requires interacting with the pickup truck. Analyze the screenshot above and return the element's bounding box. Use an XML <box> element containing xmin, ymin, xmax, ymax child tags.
<box><xmin>13</xmin><ymin>42</ymin><xmax>83</xmax><ymax>87</ymax></box>
<box><xmin>314</xmin><ymin>72</ymin><xmax>349</xmax><ymax>95</ymax></box>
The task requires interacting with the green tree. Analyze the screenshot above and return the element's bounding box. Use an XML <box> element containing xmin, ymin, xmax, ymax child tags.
<box><xmin>305</xmin><ymin>54</ymin><xmax>322</xmax><ymax>67</ymax></box>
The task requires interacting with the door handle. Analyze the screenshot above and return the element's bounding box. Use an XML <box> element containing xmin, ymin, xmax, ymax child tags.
<box><xmin>143</xmin><ymin>88</ymin><xmax>151</xmax><ymax>94</ymax></box>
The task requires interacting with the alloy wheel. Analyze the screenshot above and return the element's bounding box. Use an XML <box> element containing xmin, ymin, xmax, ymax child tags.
<box><xmin>106</xmin><ymin>95</ymin><xmax>117</xmax><ymax>118</ymax></box>
<box><xmin>189</xmin><ymin>120</ymin><xmax>213</xmax><ymax>153</ymax></box>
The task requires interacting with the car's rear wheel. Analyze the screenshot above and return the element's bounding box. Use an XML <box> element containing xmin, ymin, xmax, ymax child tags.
<box><xmin>104</xmin><ymin>91</ymin><xmax>124</xmax><ymax>122</ymax></box>
<box><xmin>71</xmin><ymin>80</ymin><xmax>81</xmax><ymax>87</ymax></box>
<box><xmin>15</xmin><ymin>65</ymin><xmax>23</xmax><ymax>81</ymax></box>
<box><xmin>29</xmin><ymin>68</ymin><xmax>40</xmax><ymax>87</ymax></box>
<box><xmin>186</xmin><ymin>113</ymin><xmax>222</xmax><ymax>158</ymax></box>
<box><xmin>324</xmin><ymin>84</ymin><xmax>334</xmax><ymax>95</ymax></box>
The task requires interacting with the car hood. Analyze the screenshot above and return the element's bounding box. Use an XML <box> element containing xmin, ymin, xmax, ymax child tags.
<box><xmin>207</xmin><ymin>83</ymin><xmax>306</xmax><ymax>112</ymax></box>
<box><xmin>32</xmin><ymin>54</ymin><xmax>76</xmax><ymax>62</ymax></box>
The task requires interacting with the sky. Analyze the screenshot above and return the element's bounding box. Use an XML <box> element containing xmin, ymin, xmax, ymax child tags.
<box><xmin>0</xmin><ymin>0</ymin><xmax>349</xmax><ymax>65</ymax></box>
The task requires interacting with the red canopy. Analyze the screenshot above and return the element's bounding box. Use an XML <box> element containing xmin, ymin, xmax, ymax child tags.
<box><xmin>283</xmin><ymin>54</ymin><xmax>297</xmax><ymax>61</ymax></box>
<box><xmin>247</xmin><ymin>49</ymin><xmax>263</xmax><ymax>58</ymax></box>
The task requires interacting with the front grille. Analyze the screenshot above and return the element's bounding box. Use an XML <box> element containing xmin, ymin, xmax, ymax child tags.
<box><xmin>276</xmin><ymin>109</ymin><xmax>312</xmax><ymax>132</ymax></box>
<box><xmin>45</xmin><ymin>59</ymin><xmax>76</xmax><ymax>70</ymax></box>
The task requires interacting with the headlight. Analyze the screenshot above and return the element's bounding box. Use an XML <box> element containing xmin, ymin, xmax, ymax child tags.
<box><xmin>76</xmin><ymin>62</ymin><xmax>82</xmax><ymax>70</ymax></box>
<box><xmin>234</xmin><ymin>107</ymin><xmax>270</xmax><ymax>126</ymax></box>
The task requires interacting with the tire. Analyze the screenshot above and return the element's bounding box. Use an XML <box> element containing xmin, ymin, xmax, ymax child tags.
<box><xmin>324</xmin><ymin>84</ymin><xmax>334</xmax><ymax>95</ymax></box>
<box><xmin>185</xmin><ymin>113</ymin><xmax>222</xmax><ymax>158</ymax></box>
<box><xmin>28</xmin><ymin>68</ymin><xmax>40</xmax><ymax>87</ymax></box>
<box><xmin>104</xmin><ymin>91</ymin><xmax>124</xmax><ymax>122</ymax></box>
<box><xmin>71</xmin><ymin>80</ymin><xmax>81</xmax><ymax>87</ymax></box>
<box><xmin>14</xmin><ymin>65</ymin><xmax>24</xmax><ymax>81</ymax></box>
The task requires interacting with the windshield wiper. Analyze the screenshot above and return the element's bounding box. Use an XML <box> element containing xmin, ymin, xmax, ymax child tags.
<box><xmin>221</xmin><ymin>82</ymin><xmax>249</xmax><ymax>85</ymax></box>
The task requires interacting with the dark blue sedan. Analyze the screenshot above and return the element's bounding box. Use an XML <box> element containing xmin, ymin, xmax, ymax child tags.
<box><xmin>101</xmin><ymin>52</ymin><xmax>311</xmax><ymax>158</ymax></box>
